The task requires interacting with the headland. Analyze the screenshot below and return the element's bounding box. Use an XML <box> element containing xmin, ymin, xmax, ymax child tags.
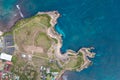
<box><xmin>0</xmin><ymin>11</ymin><xmax>95</xmax><ymax>80</ymax></box>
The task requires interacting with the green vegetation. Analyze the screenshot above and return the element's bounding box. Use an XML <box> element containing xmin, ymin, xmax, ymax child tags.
<box><xmin>64</xmin><ymin>57</ymin><xmax>77</xmax><ymax>69</ymax></box>
<box><xmin>19</xmin><ymin>74</ymin><xmax>29</xmax><ymax>80</ymax></box>
<box><xmin>13</xmin><ymin>14</ymin><xmax>51</xmax><ymax>31</ymax></box>
<box><xmin>11</xmin><ymin>54</ymin><xmax>38</xmax><ymax>80</ymax></box>
<box><xmin>64</xmin><ymin>52</ymin><xmax>84</xmax><ymax>70</ymax></box>
<box><xmin>52</xmin><ymin>38</ymin><xmax>58</xmax><ymax>43</ymax></box>
<box><xmin>10</xmin><ymin>13</ymin><xmax>61</xmax><ymax>80</ymax></box>
<box><xmin>2</xmin><ymin>31</ymin><xmax>13</xmax><ymax>36</ymax></box>
<box><xmin>49</xmin><ymin>63</ymin><xmax>61</xmax><ymax>72</ymax></box>
<box><xmin>32</xmin><ymin>56</ymin><xmax>48</xmax><ymax>67</ymax></box>
<box><xmin>7</xmin><ymin>12</ymin><xmax>86</xmax><ymax>80</ymax></box>
<box><xmin>46</xmin><ymin>74</ymin><xmax>52</xmax><ymax>80</ymax></box>
<box><xmin>13</xmin><ymin>13</ymin><xmax>54</xmax><ymax>53</ymax></box>
<box><xmin>37</xmin><ymin>14</ymin><xmax>51</xmax><ymax>27</ymax></box>
<box><xmin>35</xmin><ymin>33</ymin><xmax>51</xmax><ymax>51</ymax></box>
<box><xmin>78</xmin><ymin>52</ymin><xmax>83</xmax><ymax>56</ymax></box>
<box><xmin>74</xmin><ymin>52</ymin><xmax>84</xmax><ymax>68</ymax></box>
<box><xmin>34</xmin><ymin>52</ymin><xmax>48</xmax><ymax>58</ymax></box>
<box><xmin>11</xmin><ymin>55</ymin><xmax>17</xmax><ymax>64</ymax></box>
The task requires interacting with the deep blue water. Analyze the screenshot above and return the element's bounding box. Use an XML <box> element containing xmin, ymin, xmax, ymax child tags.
<box><xmin>1</xmin><ymin>0</ymin><xmax>120</xmax><ymax>80</ymax></box>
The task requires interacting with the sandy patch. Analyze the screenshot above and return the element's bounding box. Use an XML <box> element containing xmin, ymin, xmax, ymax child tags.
<box><xmin>24</xmin><ymin>45</ymin><xmax>44</xmax><ymax>53</ymax></box>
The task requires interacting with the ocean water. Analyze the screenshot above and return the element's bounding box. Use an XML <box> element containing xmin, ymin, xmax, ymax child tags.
<box><xmin>1</xmin><ymin>0</ymin><xmax>120</xmax><ymax>80</ymax></box>
<box><xmin>0</xmin><ymin>0</ymin><xmax>21</xmax><ymax>31</ymax></box>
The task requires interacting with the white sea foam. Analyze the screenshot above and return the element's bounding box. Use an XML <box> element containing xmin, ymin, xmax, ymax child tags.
<box><xmin>16</xmin><ymin>5</ymin><xmax>24</xmax><ymax>18</ymax></box>
<box><xmin>56</xmin><ymin>25</ymin><xmax>66</xmax><ymax>38</ymax></box>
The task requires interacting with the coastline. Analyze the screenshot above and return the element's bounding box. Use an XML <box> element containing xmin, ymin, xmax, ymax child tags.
<box><xmin>0</xmin><ymin>9</ymin><xmax>22</xmax><ymax>32</ymax></box>
<box><xmin>38</xmin><ymin>11</ymin><xmax>95</xmax><ymax>80</ymax></box>
<box><xmin>1</xmin><ymin>11</ymin><xmax>95</xmax><ymax>80</ymax></box>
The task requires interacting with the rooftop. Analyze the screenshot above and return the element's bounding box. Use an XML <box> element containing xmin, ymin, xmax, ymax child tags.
<box><xmin>0</xmin><ymin>53</ymin><xmax>12</xmax><ymax>61</ymax></box>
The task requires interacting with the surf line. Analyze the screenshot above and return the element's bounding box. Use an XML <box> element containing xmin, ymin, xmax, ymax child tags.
<box><xmin>56</xmin><ymin>25</ymin><xmax>66</xmax><ymax>38</ymax></box>
<box><xmin>16</xmin><ymin>5</ymin><xmax>24</xmax><ymax>18</ymax></box>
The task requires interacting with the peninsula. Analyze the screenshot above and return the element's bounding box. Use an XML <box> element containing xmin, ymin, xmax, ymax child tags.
<box><xmin>0</xmin><ymin>11</ymin><xmax>95</xmax><ymax>80</ymax></box>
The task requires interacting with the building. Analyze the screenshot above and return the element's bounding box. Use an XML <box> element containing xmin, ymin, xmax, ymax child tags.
<box><xmin>0</xmin><ymin>53</ymin><xmax>12</xmax><ymax>61</ymax></box>
<box><xmin>46</xmin><ymin>68</ymin><xmax>50</xmax><ymax>74</ymax></box>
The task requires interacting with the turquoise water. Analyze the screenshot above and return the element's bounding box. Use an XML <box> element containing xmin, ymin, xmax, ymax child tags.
<box><xmin>0</xmin><ymin>0</ymin><xmax>17</xmax><ymax>22</ymax></box>
<box><xmin>0</xmin><ymin>0</ymin><xmax>20</xmax><ymax>31</ymax></box>
<box><xmin>1</xmin><ymin>0</ymin><xmax>120</xmax><ymax>80</ymax></box>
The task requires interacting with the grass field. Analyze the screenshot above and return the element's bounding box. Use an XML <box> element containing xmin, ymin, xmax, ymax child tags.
<box><xmin>64</xmin><ymin>57</ymin><xmax>77</xmax><ymax>69</ymax></box>
<box><xmin>35</xmin><ymin>32</ymin><xmax>51</xmax><ymax>52</ymax></box>
<box><xmin>11</xmin><ymin>14</ymin><xmax>59</xmax><ymax>80</ymax></box>
<box><xmin>13</xmin><ymin>14</ymin><xmax>53</xmax><ymax>54</ymax></box>
<box><xmin>64</xmin><ymin>52</ymin><xmax>84</xmax><ymax>70</ymax></box>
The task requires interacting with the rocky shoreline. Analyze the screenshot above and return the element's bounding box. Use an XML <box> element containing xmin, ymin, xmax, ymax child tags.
<box><xmin>0</xmin><ymin>8</ymin><xmax>22</xmax><ymax>32</ymax></box>
<box><xmin>1</xmin><ymin>11</ymin><xmax>96</xmax><ymax>80</ymax></box>
<box><xmin>38</xmin><ymin>11</ymin><xmax>96</xmax><ymax>80</ymax></box>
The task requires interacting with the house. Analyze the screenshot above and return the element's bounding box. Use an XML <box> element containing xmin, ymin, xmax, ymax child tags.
<box><xmin>0</xmin><ymin>53</ymin><xmax>12</xmax><ymax>61</ymax></box>
<box><xmin>46</xmin><ymin>68</ymin><xmax>50</xmax><ymax>74</ymax></box>
<box><xmin>52</xmin><ymin>72</ymin><xmax>58</xmax><ymax>77</ymax></box>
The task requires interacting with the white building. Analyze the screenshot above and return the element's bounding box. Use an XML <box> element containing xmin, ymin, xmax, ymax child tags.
<box><xmin>0</xmin><ymin>53</ymin><xmax>12</xmax><ymax>61</ymax></box>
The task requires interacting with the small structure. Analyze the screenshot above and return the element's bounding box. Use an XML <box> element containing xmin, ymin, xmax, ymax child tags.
<box><xmin>40</xmin><ymin>66</ymin><xmax>43</xmax><ymax>71</ymax></box>
<box><xmin>0</xmin><ymin>53</ymin><xmax>12</xmax><ymax>61</ymax></box>
<box><xmin>46</xmin><ymin>68</ymin><xmax>50</xmax><ymax>74</ymax></box>
<box><xmin>21</xmin><ymin>54</ymin><xmax>26</xmax><ymax>58</ymax></box>
<box><xmin>52</xmin><ymin>72</ymin><xmax>58</xmax><ymax>78</ymax></box>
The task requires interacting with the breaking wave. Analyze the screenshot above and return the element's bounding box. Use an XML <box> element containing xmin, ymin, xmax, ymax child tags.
<box><xmin>16</xmin><ymin>5</ymin><xmax>24</xmax><ymax>18</ymax></box>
